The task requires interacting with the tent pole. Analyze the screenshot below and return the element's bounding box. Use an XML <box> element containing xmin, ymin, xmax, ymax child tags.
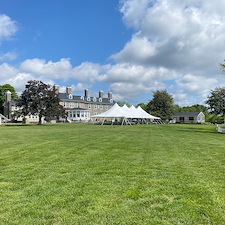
<box><xmin>101</xmin><ymin>118</ymin><xmax>106</xmax><ymax>125</ymax></box>
<box><xmin>111</xmin><ymin>117</ymin><xmax>115</xmax><ymax>125</ymax></box>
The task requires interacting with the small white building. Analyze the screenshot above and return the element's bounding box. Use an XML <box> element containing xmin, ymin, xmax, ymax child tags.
<box><xmin>173</xmin><ymin>112</ymin><xmax>205</xmax><ymax>124</ymax></box>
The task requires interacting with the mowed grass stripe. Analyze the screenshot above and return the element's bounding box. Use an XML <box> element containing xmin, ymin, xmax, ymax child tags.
<box><xmin>0</xmin><ymin>124</ymin><xmax>225</xmax><ymax>224</ymax></box>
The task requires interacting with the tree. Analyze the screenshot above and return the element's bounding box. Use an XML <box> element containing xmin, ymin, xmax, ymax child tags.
<box><xmin>220</xmin><ymin>60</ymin><xmax>225</xmax><ymax>72</ymax></box>
<box><xmin>16</xmin><ymin>80</ymin><xmax>65</xmax><ymax>124</ymax></box>
<box><xmin>0</xmin><ymin>84</ymin><xmax>18</xmax><ymax>114</ymax></box>
<box><xmin>136</xmin><ymin>103</ymin><xmax>147</xmax><ymax>111</ymax></box>
<box><xmin>205</xmin><ymin>87</ymin><xmax>225</xmax><ymax>116</ymax></box>
<box><xmin>173</xmin><ymin>104</ymin><xmax>181</xmax><ymax>113</ymax></box>
<box><xmin>117</xmin><ymin>101</ymin><xmax>131</xmax><ymax>107</ymax></box>
<box><xmin>146</xmin><ymin>90</ymin><xmax>175</xmax><ymax>120</ymax></box>
<box><xmin>178</xmin><ymin>104</ymin><xmax>208</xmax><ymax>113</ymax></box>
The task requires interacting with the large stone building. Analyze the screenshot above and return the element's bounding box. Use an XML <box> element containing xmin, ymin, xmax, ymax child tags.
<box><xmin>2</xmin><ymin>85</ymin><xmax>115</xmax><ymax>123</ymax></box>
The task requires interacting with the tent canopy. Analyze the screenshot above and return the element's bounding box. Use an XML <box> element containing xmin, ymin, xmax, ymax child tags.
<box><xmin>91</xmin><ymin>103</ymin><xmax>161</xmax><ymax>120</ymax></box>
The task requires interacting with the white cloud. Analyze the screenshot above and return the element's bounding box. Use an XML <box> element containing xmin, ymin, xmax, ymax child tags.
<box><xmin>0</xmin><ymin>52</ymin><xmax>17</xmax><ymax>61</ymax></box>
<box><xmin>104</xmin><ymin>63</ymin><xmax>178</xmax><ymax>83</ymax></box>
<box><xmin>0</xmin><ymin>14</ymin><xmax>18</xmax><ymax>42</ymax></box>
<box><xmin>20</xmin><ymin>58</ymin><xmax>72</xmax><ymax>79</ymax></box>
<box><xmin>0</xmin><ymin>63</ymin><xmax>18</xmax><ymax>80</ymax></box>
<box><xmin>2</xmin><ymin>2</ymin><xmax>225</xmax><ymax>106</ymax></box>
<box><xmin>71</xmin><ymin>62</ymin><xmax>107</xmax><ymax>82</ymax></box>
<box><xmin>113</xmin><ymin>0</ymin><xmax>225</xmax><ymax>103</ymax></box>
<box><xmin>111</xmin><ymin>35</ymin><xmax>157</xmax><ymax>64</ymax></box>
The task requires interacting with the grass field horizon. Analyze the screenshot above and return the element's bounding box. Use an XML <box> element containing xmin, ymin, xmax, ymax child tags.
<box><xmin>1</xmin><ymin>123</ymin><xmax>225</xmax><ymax>224</ymax></box>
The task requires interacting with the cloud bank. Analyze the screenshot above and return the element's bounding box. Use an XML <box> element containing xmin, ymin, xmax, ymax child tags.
<box><xmin>1</xmin><ymin>1</ymin><xmax>225</xmax><ymax>105</ymax></box>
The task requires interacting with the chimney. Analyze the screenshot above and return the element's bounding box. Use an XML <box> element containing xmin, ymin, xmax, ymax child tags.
<box><xmin>108</xmin><ymin>92</ymin><xmax>112</xmax><ymax>99</ymax></box>
<box><xmin>84</xmin><ymin>89</ymin><xmax>88</xmax><ymax>97</ymax></box>
<box><xmin>5</xmin><ymin>90</ymin><xmax>12</xmax><ymax>102</ymax></box>
<box><xmin>99</xmin><ymin>90</ymin><xmax>104</xmax><ymax>98</ymax></box>
<box><xmin>53</xmin><ymin>84</ymin><xmax>59</xmax><ymax>95</ymax></box>
<box><xmin>66</xmin><ymin>87</ymin><xmax>72</xmax><ymax>95</ymax></box>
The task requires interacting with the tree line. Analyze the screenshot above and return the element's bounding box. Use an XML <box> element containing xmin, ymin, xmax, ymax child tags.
<box><xmin>0</xmin><ymin>81</ymin><xmax>65</xmax><ymax>124</ymax></box>
<box><xmin>1</xmin><ymin>60</ymin><xmax>225</xmax><ymax>124</ymax></box>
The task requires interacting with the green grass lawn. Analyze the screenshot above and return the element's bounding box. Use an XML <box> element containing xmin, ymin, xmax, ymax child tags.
<box><xmin>0</xmin><ymin>123</ymin><xmax>225</xmax><ymax>225</ymax></box>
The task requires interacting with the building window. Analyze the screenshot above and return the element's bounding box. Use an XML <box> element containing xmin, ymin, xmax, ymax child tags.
<box><xmin>88</xmin><ymin>104</ymin><xmax>91</xmax><ymax>109</ymax></box>
<box><xmin>93</xmin><ymin>97</ymin><xmax>96</xmax><ymax>102</ymax></box>
<box><xmin>73</xmin><ymin>111</ymin><xmax>76</xmax><ymax>118</ymax></box>
<box><xmin>87</xmin><ymin>97</ymin><xmax>91</xmax><ymax>101</ymax></box>
<box><xmin>70</xmin><ymin>102</ymin><xmax>74</xmax><ymax>108</ymax></box>
<box><xmin>100</xmin><ymin>104</ymin><xmax>103</xmax><ymax>109</ymax></box>
<box><xmin>69</xmin><ymin>94</ymin><xmax>73</xmax><ymax>99</ymax></box>
<box><xmin>94</xmin><ymin>104</ymin><xmax>97</xmax><ymax>109</ymax></box>
<box><xmin>105</xmin><ymin>105</ymin><xmax>108</xmax><ymax>110</ymax></box>
<box><xmin>110</xmin><ymin>99</ymin><xmax>113</xmax><ymax>103</ymax></box>
<box><xmin>80</xmin><ymin>96</ymin><xmax>84</xmax><ymax>100</ymax></box>
<box><xmin>99</xmin><ymin>98</ymin><xmax>102</xmax><ymax>102</ymax></box>
<box><xmin>189</xmin><ymin>117</ymin><xmax>194</xmax><ymax>121</ymax></box>
<box><xmin>64</xmin><ymin>102</ymin><xmax>66</xmax><ymax>107</ymax></box>
<box><xmin>78</xmin><ymin>102</ymin><xmax>80</xmax><ymax>108</ymax></box>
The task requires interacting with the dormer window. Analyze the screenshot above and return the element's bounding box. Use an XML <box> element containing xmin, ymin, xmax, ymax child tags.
<box><xmin>87</xmin><ymin>97</ymin><xmax>91</xmax><ymax>101</ymax></box>
<box><xmin>99</xmin><ymin>98</ymin><xmax>102</xmax><ymax>102</ymax></box>
<box><xmin>69</xmin><ymin>94</ymin><xmax>73</xmax><ymax>99</ymax></box>
<box><xmin>93</xmin><ymin>97</ymin><xmax>96</xmax><ymax>102</ymax></box>
<box><xmin>80</xmin><ymin>96</ymin><xmax>84</xmax><ymax>100</ymax></box>
<box><xmin>110</xmin><ymin>99</ymin><xmax>113</xmax><ymax>103</ymax></box>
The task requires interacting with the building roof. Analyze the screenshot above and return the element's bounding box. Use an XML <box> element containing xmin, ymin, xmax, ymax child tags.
<box><xmin>174</xmin><ymin>112</ymin><xmax>203</xmax><ymax>117</ymax></box>
<box><xmin>58</xmin><ymin>93</ymin><xmax>115</xmax><ymax>104</ymax></box>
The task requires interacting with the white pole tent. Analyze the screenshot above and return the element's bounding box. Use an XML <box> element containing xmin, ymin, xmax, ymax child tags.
<box><xmin>136</xmin><ymin>106</ymin><xmax>163</xmax><ymax>124</ymax></box>
<box><xmin>91</xmin><ymin>103</ymin><xmax>162</xmax><ymax>125</ymax></box>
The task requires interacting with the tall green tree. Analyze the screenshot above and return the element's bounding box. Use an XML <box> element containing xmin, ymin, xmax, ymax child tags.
<box><xmin>0</xmin><ymin>84</ymin><xmax>18</xmax><ymax>114</ymax></box>
<box><xmin>16</xmin><ymin>80</ymin><xmax>65</xmax><ymax>124</ymax></box>
<box><xmin>146</xmin><ymin>90</ymin><xmax>175</xmax><ymax>120</ymax></box>
<box><xmin>136</xmin><ymin>103</ymin><xmax>147</xmax><ymax>111</ymax></box>
<box><xmin>117</xmin><ymin>101</ymin><xmax>131</xmax><ymax>107</ymax></box>
<box><xmin>205</xmin><ymin>87</ymin><xmax>225</xmax><ymax>116</ymax></box>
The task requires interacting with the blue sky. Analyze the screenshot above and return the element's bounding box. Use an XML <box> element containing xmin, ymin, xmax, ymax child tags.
<box><xmin>1</xmin><ymin>0</ymin><xmax>129</xmax><ymax>64</ymax></box>
<box><xmin>1</xmin><ymin>0</ymin><xmax>225</xmax><ymax>106</ymax></box>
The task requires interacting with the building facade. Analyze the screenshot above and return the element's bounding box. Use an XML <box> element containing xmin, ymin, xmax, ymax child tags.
<box><xmin>172</xmin><ymin>112</ymin><xmax>205</xmax><ymax>124</ymax></box>
<box><xmin>2</xmin><ymin>85</ymin><xmax>115</xmax><ymax>123</ymax></box>
<box><xmin>56</xmin><ymin>85</ymin><xmax>115</xmax><ymax>122</ymax></box>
